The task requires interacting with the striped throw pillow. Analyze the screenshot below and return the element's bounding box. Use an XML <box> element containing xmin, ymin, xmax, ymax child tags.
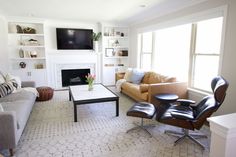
<box><xmin>0</xmin><ymin>82</ymin><xmax>14</xmax><ymax>98</ymax></box>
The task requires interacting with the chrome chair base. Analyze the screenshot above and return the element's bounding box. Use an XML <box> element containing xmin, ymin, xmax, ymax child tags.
<box><xmin>165</xmin><ymin>129</ymin><xmax>207</xmax><ymax>149</ymax></box>
<box><xmin>127</xmin><ymin>118</ymin><xmax>154</xmax><ymax>137</ymax></box>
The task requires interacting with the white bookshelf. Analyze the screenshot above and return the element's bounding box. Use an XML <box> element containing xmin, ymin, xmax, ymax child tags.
<box><xmin>7</xmin><ymin>20</ymin><xmax>47</xmax><ymax>86</ymax></box>
<box><xmin>102</xmin><ymin>26</ymin><xmax>129</xmax><ymax>86</ymax></box>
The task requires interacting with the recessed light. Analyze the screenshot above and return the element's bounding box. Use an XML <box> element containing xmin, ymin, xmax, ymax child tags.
<box><xmin>27</xmin><ymin>13</ymin><xmax>34</xmax><ymax>17</ymax></box>
<box><xmin>139</xmin><ymin>4</ymin><xmax>146</xmax><ymax>8</ymax></box>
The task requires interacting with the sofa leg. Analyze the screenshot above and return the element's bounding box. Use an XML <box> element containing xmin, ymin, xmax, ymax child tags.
<box><xmin>9</xmin><ymin>148</ymin><xmax>14</xmax><ymax>156</ymax></box>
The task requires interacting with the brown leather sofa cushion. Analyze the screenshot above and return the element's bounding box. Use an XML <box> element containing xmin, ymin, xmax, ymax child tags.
<box><xmin>165</xmin><ymin>77</ymin><xmax>176</xmax><ymax>83</ymax></box>
<box><xmin>148</xmin><ymin>72</ymin><xmax>162</xmax><ymax>84</ymax></box>
<box><xmin>121</xmin><ymin>82</ymin><xmax>148</xmax><ymax>101</ymax></box>
<box><xmin>148</xmin><ymin>72</ymin><xmax>176</xmax><ymax>84</ymax></box>
<box><xmin>139</xmin><ymin>84</ymin><xmax>149</xmax><ymax>93</ymax></box>
<box><xmin>142</xmin><ymin>72</ymin><xmax>151</xmax><ymax>84</ymax></box>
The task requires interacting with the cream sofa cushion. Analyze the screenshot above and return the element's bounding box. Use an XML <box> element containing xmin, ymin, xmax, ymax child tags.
<box><xmin>5</xmin><ymin>74</ymin><xmax>22</xmax><ymax>89</ymax></box>
<box><xmin>0</xmin><ymin>72</ymin><xmax>5</xmax><ymax>84</ymax></box>
<box><xmin>124</xmin><ymin>68</ymin><xmax>133</xmax><ymax>82</ymax></box>
<box><xmin>130</xmin><ymin>69</ymin><xmax>145</xmax><ymax>84</ymax></box>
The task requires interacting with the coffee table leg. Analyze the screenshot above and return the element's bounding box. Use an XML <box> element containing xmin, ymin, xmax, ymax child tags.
<box><xmin>69</xmin><ymin>91</ymin><xmax>71</xmax><ymax>101</ymax></box>
<box><xmin>116</xmin><ymin>99</ymin><xmax>119</xmax><ymax>116</ymax></box>
<box><xmin>74</xmin><ymin>104</ymin><xmax>77</xmax><ymax>122</ymax></box>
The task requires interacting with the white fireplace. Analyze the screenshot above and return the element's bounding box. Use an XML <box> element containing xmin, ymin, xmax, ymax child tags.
<box><xmin>55</xmin><ymin>63</ymin><xmax>95</xmax><ymax>88</ymax></box>
<box><xmin>46</xmin><ymin>51</ymin><xmax>102</xmax><ymax>89</ymax></box>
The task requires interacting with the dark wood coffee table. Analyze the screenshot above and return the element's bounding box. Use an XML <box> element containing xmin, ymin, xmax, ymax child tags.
<box><xmin>69</xmin><ymin>84</ymin><xmax>119</xmax><ymax>122</ymax></box>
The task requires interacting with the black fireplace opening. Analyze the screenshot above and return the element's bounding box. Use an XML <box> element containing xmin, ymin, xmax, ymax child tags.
<box><xmin>61</xmin><ymin>69</ymin><xmax>90</xmax><ymax>87</ymax></box>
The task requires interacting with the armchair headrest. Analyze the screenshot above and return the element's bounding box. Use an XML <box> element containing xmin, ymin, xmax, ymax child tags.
<box><xmin>211</xmin><ymin>76</ymin><xmax>229</xmax><ymax>104</ymax></box>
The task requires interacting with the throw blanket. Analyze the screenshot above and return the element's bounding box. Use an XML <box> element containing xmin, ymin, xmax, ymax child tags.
<box><xmin>15</xmin><ymin>87</ymin><xmax>39</xmax><ymax>97</ymax></box>
<box><xmin>116</xmin><ymin>79</ymin><xmax>126</xmax><ymax>92</ymax></box>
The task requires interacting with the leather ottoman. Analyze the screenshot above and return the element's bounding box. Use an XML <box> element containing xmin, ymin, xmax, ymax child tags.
<box><xmin>36</xmin><ymin>86</ymin><xmax>54</xmax><ymax>101</ymax></box>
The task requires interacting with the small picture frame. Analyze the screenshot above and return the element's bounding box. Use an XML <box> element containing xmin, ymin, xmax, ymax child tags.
<box><xmin>105</xmin><ymin>48</ymin><xmax>114</xmax><ymax>57</ymax></box>
<box><xmin>115</xmin><ymin>31</ymin><xmax>121</xmax><ymax>36</ymax></box>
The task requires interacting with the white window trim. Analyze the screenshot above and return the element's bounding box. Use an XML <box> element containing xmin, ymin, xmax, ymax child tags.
<box><xmin>139</xmin><ymin>32</ymin><xmax>154</xmax><ymax>70</ymax></box>
<box><xmin>189</xmin><ymin>15</ymin><xmax>227</xmax><ymax>93</ymax></box>
<box><xmin>136</xmin><ymin>5</ymin><xmax>228</xmax><ymax>94</ymax></box>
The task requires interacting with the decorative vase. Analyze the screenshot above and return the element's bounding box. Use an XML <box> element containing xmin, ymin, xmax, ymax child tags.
<box><xmin>93</xmin><ymin>41</ymin><xmax>98</xmax><ymax>52</ymax></box>
<box><xmin>19</xmin><ymin>62</ymin><xmax>26</xmax><ymax>68</ymax></box>
<box><xmin>19</xmin><ymin>48</ymin><xmax>24</xmax><ymax>58</ymax></box>
<box><xmin>88</xmin><ymin>82</ymin><xmax>94</xmax><ymax>91</ymax></box>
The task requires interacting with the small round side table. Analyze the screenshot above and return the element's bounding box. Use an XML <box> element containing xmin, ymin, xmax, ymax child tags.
<box><xmin>155</xmin><ymin>93</ymin><xmax>179</xmax><ymax>104</ymax></box>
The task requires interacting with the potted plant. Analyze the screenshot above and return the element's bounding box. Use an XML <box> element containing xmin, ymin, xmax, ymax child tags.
<box><xmin>93</xmin><ymin>32</ymin><xmax>101</xmax><ymax>52</ymax></box>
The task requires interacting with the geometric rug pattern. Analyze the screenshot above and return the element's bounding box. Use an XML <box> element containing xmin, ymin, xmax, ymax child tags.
<box><xmin>1</xmin><ymin>88</ymin><xmax>210</xmax><ymax>157</ymax></box>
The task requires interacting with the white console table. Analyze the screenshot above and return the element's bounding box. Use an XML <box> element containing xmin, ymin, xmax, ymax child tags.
<box><xmin>208</xmin><ymin>113</ymin><xmax>236</xmax><ymax>157</ymax></box>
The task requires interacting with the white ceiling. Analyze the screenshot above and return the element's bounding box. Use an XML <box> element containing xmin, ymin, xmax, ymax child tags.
<box><xmin>0</xmin><ymin>0</ymin><xmax>203</xmax><ymax>24</ymax></box>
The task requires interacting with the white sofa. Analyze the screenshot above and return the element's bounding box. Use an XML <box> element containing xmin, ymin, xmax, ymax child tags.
<box><xmin>0</xmin><ymin>81</ymin><xmax>36</xmax><ymax>156</ymax></box>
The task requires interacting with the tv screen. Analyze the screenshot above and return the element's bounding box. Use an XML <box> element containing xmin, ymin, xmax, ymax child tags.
<box><xmin>56</xmin><ymin>28</ymin><xmax>93</xmax><ymax>50</ymax></box>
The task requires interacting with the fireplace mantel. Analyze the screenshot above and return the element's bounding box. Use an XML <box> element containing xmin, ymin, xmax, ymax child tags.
<box><xmin>56</xmin><ymin>63</ymin><xmax>95</xmax><ymax>89</ymax></box>
<box><xmin>46</xmin><ymin>52</ymin><xmax>102</xmax><ymax>89</ymax></box>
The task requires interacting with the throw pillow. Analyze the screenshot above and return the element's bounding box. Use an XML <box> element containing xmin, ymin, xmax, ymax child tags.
<box><xmin>124</xmin><ymin>68</ymin><xmax>133</xmax><ymax>82</ymax></box>
<box><xmin>142</xmin><ymin>72</ymin><xmax>150</xmax><ymax>84</ymax></box>
<box><xmin>5</xmin><ymin>74</ymin><xmax>21</xmax><ymax>89</ymax></box>
<box><xmin>139</xmin><ymin>84</ymin><xmax>149</xmax><ymax>93</ymax></box>
<box><xmin>0</xmin><ymin>82</ymin><xmax>14</xmax><ymax>98</ymax></box>
<box><xmin>0</xmin><ymin>71</ymin><xmax>5</xmax><ymax>84</ymax></box>
<box><xmin>131</xmin><ymin>69</ymin><xmax>145</xmax><ymax>84</ymax></box>
<box><xmin>0</xmin><ymin>103</ymin><xmax>3</xmax><ymax>112</ymax></box>
<box><xmin>148</xmin><ymin>72</ymin><xmax>162</xmax><ymax>84</ymax></box>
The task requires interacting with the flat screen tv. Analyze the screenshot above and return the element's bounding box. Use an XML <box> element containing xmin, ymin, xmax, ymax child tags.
<box><xmin>56</xmin><ymin>28</ymin><xmax>93</xmax><ymax>50</ymax></box>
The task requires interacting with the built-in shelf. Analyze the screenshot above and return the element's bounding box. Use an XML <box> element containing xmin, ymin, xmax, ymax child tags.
<box><xmin>102</xmin><ymin>26</ymin><xmax>129</xmax><ymax>86</ymax></box>
<box><xmin>104</xmin><ymin>56</ymin><xmax>128</xmax><ymax>59</ymax></box>
<box><xmin>8</xmin><ymin>45</ymin><xmax>45</xmax><ymax>48</ymax></box>
<box><xmin>8</xmin><ymin>20</ymin><xmax>47</xmax><ymax>86</ymax></box>
<box><xmin>103</xmin><ymin>36</ymin><xmax>128</xmax><ymax>39</ymax></box>
<box><xmin>106</xmin><ymin>47</ymin><xmax>128</xmax><ymax>49</ymax></box>
<box><xmin>11</xmin><ymin>57</ymin><xmax>46</xmax><ymax>60</ymax></box>
<box><xmin>8</xmin><ymin>33</ymin><xmax>44</xmax><ymax>36</ymax></box>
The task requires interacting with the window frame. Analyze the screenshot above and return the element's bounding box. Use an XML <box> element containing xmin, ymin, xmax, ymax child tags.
<box><xmin>136</xmin><ymin>9</ymin><xmax>226</xmax><ymax>93</ymax></box>
<box><xmin>139</xmin><ymin>32</ymin><xmax>154</xmax><ymax>70</ymax></box>
<box><xmin>189</xmin><ymin>17</ymin><xmax>224</xmax><ymax>93</ymax></box>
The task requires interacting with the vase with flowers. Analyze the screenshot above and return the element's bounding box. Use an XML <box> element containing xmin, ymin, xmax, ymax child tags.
<box><xmin>86</xmin><ymin>73</ymin><xmax>96</xmax><ymax>91</ymax></box>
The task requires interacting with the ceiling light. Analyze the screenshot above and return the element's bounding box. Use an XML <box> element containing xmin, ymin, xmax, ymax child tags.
<box><xmin>139</xmin><ymin>4</ymin><xmax>146</xmax><ymax>8</ymax></box>
<box><xmin>27</xmin><ymin>13</ymin><xmax>34</xmax><ymax>17</ymax></box>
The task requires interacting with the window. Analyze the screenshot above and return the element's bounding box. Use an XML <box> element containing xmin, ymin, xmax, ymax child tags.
<box><xmin>190</xmin><ymin>17</ymin><xmax>223</xmax><ymax>92</ymax></box>
<box><xmin>138</xmin><ymin>32</ymin><xmax>153</xmax><ymax>70</ymax></box>
<box><xmin>137</xmin><ymin>17</ymin><xmax>224</xmax><ymax>92</ymax></box>
<box><xmin>154</xmin><ymin>24</ymin><xmax>191</xmax><ymax>81</ymax></box>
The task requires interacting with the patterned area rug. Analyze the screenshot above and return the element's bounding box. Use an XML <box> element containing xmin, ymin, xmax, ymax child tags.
<box><xmin>1</xmin><ymin>88</ymin><xmax>210</xmax><ymax>157</ymax></box>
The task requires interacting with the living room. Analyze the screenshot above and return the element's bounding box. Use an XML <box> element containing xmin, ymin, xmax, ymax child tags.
<box><xmin>0</xmin><ymin>0</ymin><xmax>236</xmax><ymax>156</ymax></box>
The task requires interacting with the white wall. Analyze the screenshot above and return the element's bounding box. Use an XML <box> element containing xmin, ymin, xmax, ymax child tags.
<box><xmin>0</xmin><ymin>16</ymin><xmax>102</xmax><ymax>87</ymax></box>
<box><xmin>44</xmin><ymin>19</ymin><xmax>99</xmax><ymax>51</ymax></box>
<box><xmin>219</xmin><ymin>0</ymin><xmax>236</xmax><ymax>115</ymax></box>
<box><xmin>0</xmin><ymin>15</ymin><xmax>8</xmax><ymax>74</ymax></box>
<box><xmin>129</xmin><ymin>0</ymin><xmax>236</xmax><ymax>115</ymax></box>
<box><xmin>44</xmin><ymin>19</ymin><xmax>102</xmax><ymax>88</ymax></box>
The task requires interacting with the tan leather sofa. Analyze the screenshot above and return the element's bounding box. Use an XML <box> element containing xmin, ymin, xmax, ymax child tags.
<box><xmin>116</xmin><ymin>71</ymin><xmax>188</xmax><ymax>104</ymax></box>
